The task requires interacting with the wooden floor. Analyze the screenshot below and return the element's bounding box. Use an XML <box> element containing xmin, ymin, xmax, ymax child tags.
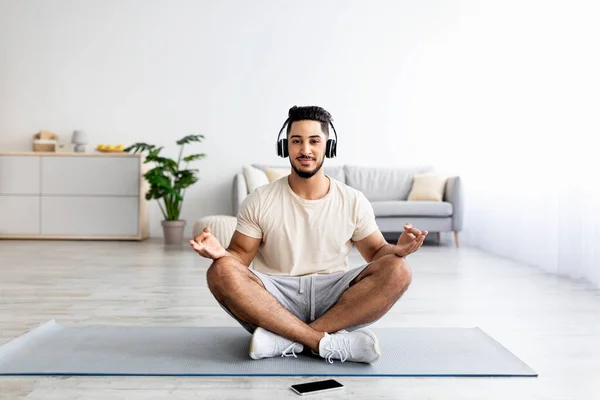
<box><xmin>1</xmin><ymin>238</ymin><xmax>599</xmax><ymax>399</ymax></box>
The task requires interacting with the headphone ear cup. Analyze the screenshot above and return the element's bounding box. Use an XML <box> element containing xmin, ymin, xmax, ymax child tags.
<box><xmin>277</xmin><ymin>139</ymin><xmax>288</xmax><ymax>158</ymax></box>
<box><xmin>326</xmin><ymin>139</ymin><xmax>336</xmax><ymax>158</ymax></box>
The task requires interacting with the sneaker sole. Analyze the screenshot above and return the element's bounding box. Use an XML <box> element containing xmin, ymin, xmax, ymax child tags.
<box><xmin>248</xmin><ymin>327</ymin><xmax>265</xmax><ymax>360</ymax></box>
<box><xmin>358</xmin><ymin>328</ymin><xmax>382</xmax><ymax>363</ymax></box>
<box><xmin>373</xmin><ymin>336</ymin><xmax>382</xmax><ymax>362</ymax></box>
<box><xmin>249</xmin><ymin>327</ymin><xmax>304</xmax><ymax>359</ymax></box>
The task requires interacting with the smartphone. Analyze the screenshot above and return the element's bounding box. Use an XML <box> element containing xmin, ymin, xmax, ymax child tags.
<box><xmin>290</xmin><ymin>379</ymin><xmax>344</xmax><ymax>396</ymax></box>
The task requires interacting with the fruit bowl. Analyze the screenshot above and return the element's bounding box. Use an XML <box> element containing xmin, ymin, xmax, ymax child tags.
<box><xmin>96</xmin><ymin>145</ymin><xmax>125</xmax><ymax>153</ymax></box>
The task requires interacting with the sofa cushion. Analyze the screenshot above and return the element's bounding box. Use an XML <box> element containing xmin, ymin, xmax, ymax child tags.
<box><xmin>324</xmin><ymin>166</ymin><xmax>345</xmax><ymax>183</ymax></box>
<box><xmin>243</xmin><ymin>165</ymin><xmax>269</xmax><ymax>193</ymax></box>
<box><xmin>407</xmin><ymin>172</ymin><xmax>448</xmax><ymax>201</ymax></box>
<box><xmin>371</xmin><ymin>200</ymin><xmax>453</xmax><ymax>217</ymax></box>
<box><xmin>264</xmin><ymin>167</ymin><xmax>290</xmax><ymax>182</ymax></box>
<box><xmin>344</xmin><ymin>165</ymin><xmax>432</xmax><ymax>201</ymax></box>
<box><xmin>252</xmin><ymin>164</ymin><xmax>346</xmax><ymax>183</ymax></box>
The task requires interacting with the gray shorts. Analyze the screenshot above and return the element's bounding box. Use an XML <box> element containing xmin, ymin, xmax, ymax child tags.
<box><xmin>220</xmin><ymin>263</ymin><xmax>373</xmax><ymax>334</ymax></box>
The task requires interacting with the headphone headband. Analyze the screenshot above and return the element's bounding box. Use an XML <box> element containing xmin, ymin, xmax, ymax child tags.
<box><xmin>328</xmin><ymin>120</ymin><xmax>338</xmax><ymax>143</ymax></box>
<box><xmin>275</xmin><ymin>117</ymin><xmax>291</xmax><ymax>143</ymax></box>
<box><xmin>276</xmin><ymin>117</ymin><xmax>338</xmax><ymax>158</ymax></box>
<box><xmin>275</xmin><ymin>119</ymin><xmax>338</xmax><ymax>143</ymax></box>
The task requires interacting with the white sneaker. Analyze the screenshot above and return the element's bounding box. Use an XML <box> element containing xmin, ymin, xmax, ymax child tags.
<box><xmin>318</xmin><ymin>328</ymin><xmax>381</xmax><ymax>364</ymax></box>
<box><xmin>311</xmin><ymin>329</ymin><xmax>348</xmax><ymax>356</ymax></box>
<box><xmin>249</xmin><ymin>327</ymin><xmax>304</xmax><ymax>359</ymax></box>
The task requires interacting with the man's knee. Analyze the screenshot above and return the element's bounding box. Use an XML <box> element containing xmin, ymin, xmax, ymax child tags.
<box><xmin>378</xmin><ymin>255</ymin><xmax>412</xmax><ymax>295</ymax></box>
<box><xmin>206</xmin><ymin>257</ymin><xmax>262</xmax><ymax>299</ymax></box>
<box><xmin>206</xmin><ymin>257</ymin><xmax>240</xmax><ymax>297</ymax></box>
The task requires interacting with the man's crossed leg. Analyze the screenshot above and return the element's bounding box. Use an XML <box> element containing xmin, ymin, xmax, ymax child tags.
<box><xmin>206</xmin><ymin>254</ymin><xmax>412</xmax><ymax>364</ymax></box>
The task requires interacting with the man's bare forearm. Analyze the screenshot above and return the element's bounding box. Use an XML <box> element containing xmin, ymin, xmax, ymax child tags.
<box><xmin>371</xmin><ymin>243</ymin><xmax>403</xmax><ymax>262</ymax></box>
<box><xmin>219</xmin><ymin>248</ymin><xmax>248</xmax><ymax>266</ymax></box>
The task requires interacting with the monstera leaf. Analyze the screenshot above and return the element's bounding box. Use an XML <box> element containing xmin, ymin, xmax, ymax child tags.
<box><xmin>125</xmin><ymin>134</ymin><xmax>206</xmax><ymax>221</ymax></box>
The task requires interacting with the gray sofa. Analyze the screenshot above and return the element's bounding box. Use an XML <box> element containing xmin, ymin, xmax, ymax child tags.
<box><xmin>232</xmin><ymin>164</ymin><xmax>463</xmax><ymax>247</ymax></box>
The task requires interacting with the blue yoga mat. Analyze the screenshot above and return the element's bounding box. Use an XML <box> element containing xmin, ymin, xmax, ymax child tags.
<box><xmin>0</xmin><ymin>320</ymin><xmax>537</xmax><ymax>377</ymax></box>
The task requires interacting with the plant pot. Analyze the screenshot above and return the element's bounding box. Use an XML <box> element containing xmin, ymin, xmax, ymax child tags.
<box><xmin>162</xmin><ymin>220</ymin><xmax>186</xmax><ymax>245</ymax></box>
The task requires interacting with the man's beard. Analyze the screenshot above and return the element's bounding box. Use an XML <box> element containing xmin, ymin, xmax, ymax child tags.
<box><xmin>291</xmin><ymin>157</ymin><xmax>325</xmax><ymax>179</ymax></box>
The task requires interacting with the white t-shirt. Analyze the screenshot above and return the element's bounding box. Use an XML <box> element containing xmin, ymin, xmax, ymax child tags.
<box><xmin>235</xmin><ymin>176</ymin><xmax>379</xmax><ymax>276</ymax></box>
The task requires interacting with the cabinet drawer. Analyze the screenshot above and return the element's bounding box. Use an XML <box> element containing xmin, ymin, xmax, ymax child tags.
<box><xmin>41</xmin><ymin>196</ymin><xmax>139</xmax><ymax>236</ymax></box>
<box><xmin>0</xmin><ymin>156</ymin><xmax>40</xmax><ymax>194</ymax></box>
<box><xmin>0</xmin><ymin>196</ymin><xmax>40</xmax><ymax>234</ymax></box>
<box><xmin>41</xmin><ymin>156</ymin><xmax>140</xmax><ymax>196</ymax></box>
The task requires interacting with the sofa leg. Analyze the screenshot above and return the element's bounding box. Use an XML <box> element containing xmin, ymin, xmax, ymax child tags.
<box><xmin>436</xmin><ymin>232</ymin><xmax>441</xmax><ymax>244</ymax></box>
<box><xmin>454</xmin><ymin>231</ymin><xmax>460</xmax><ymax>248</ymax></box>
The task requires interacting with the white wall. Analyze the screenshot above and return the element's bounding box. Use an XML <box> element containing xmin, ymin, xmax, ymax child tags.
<box><xmin>1</xmin><ymin>1</ymin><xmax>598</xmax><ymax>250</ymax></box>
<box><xmin>411</xmin><ymin>1</ymin><xmax>600</xmax><ymax>287</ymax></box>
<box><xmin>0</xmin><ymin>0</ymin><xmax>463</xmax><ymax>237</ymax></box>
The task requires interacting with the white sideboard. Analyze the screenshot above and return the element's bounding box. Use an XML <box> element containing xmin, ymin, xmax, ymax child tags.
<box><xmin>0</xmin><ymin>152</ymin><xmax>149</xmax><ymax>240</ymax></box>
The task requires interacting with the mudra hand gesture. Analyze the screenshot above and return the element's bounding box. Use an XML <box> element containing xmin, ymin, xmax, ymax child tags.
<box><xmin>394</xmin><ymin>224</ymin><xmax>428</xmax><ymax>257</ymax></box>
<box><xmin>189</xmin><ymin>227</ymin><xmax>227</xmax><ymax>260</ymax></box>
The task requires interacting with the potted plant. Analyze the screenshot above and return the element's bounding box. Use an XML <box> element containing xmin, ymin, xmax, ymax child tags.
<box><xmin>125</xmin><ymin>135</ymin><xmax>206</xmax><ymax>244</ymax></box>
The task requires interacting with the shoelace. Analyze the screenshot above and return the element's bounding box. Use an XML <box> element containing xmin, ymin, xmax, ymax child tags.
<box><xmin>276</xmin><ymin>337</ymin><xmax>300</xmax><ymax>358</ymax></box>
<box><xmin>323</xmin><ymin>336</ymin><xmax>352</xmax><ymax>364</ymax></box>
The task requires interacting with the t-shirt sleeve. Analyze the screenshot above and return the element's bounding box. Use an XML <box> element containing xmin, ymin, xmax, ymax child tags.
<box><xmin>235</xmin><ymin>190</ymin><xmax>263</xmax><ymax>239</ymax></box>
<box><xmin>352</xmin><ymin>191</ymin><xmax>379</xmax><ymax>242</ymax></box>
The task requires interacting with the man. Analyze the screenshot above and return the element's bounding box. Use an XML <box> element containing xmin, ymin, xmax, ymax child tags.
<box><xmin>190</xmin><ymin>105</ymin><xmax>427</xmax><ymax>364</ymax></box>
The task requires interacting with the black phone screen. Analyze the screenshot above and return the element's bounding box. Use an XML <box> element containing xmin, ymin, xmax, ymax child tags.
<box><xmin>291</xmin><ymin>379</ymin><xmax>344</xmax><ymax>394</ymax></box>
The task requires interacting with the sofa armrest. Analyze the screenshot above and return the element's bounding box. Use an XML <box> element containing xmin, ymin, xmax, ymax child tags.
<box><xmin>232</xmin><ymin>172</ymin><xmax>248</xmax><ymax>216</ymax></box>
<box><xmin>444</xmin><ymin>176</ymin><xmax>463</xmax><ymax>231</ymax></box>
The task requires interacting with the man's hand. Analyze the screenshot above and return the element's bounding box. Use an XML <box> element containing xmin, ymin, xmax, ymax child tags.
<box><xmin>394</xmin><ymin>224</ymin><xmax>428</xmax><ymax>257</ymax></box>
<box><xmin>189</xmin><ymin>227</ymin><xmax>227</xmax><ymax>260</ymax></box>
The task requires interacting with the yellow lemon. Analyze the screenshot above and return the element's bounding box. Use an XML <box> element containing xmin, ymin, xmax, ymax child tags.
<box><xmin>117</xmin><ymin>144</ymin><xmax>124</xmax><ymax>150</ymax></box>
<box><xmin>97</xmin><ymin>144</ymin><xmax>106</xmax><ymax>150</ymax></box>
